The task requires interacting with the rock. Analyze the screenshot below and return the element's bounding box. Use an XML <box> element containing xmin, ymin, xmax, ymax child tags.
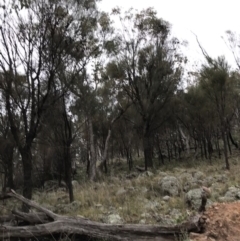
<box><xmin>105</xmin><ymin>214</ymin><xmax>124</xmax><ymax>224</ymax></box>
<box><xmin>126</xmin><ymin>172</ymin><xmax>138</xmax><ymax>179</ymax></box>
<box><xmin>192</xmin><ymin>171</ymin><xmax>205</xmax><ymax>182</ymax></box>
<box><xmin>72</xmin><ymin>180</ymin><xmax>79</xmax><ymax>189</ymax></box>
<box><xmin>218</xmin><ymin>186</ymin><xmax>240</xmax><ymax>202</ymax></box>
<box><xmin>157</xmin><ymin>171</ymin><xmax>168</xmax><ymax>177</ymax></box>
<box><xmin>140</xmin><ymin>213</ymin><xmax>151</xmax><ymax>219</ymax></box>
<box><xmin>214</xmin><ymin>174</ymin><xmax>228</xmax><ymax>183</ymax></box>
<box><xmin>68</xmin><ymin>200</ymin><xmax>81</xmax><ymax>210</ymax></box>
<box><xmin>178</xmin><ymin>173</ymin><xmax>195</xmax><ymax>192</ymax></box>
<box><xmin>95</xmin><ymin>203</ymin><xmax>103</xmax><ymax>208</ymax></box>
<box><xmin>116</xmin><ymin>187</ymin><xmax>127</xmax><ymax>196</ymax></box>
<box><xmin>140</xmin><ymin>171</ymin><xmax>154</xmax><ymax>177</ymax></box>
<box><xmin>163</xmin><ymin>195</ymin><xmax>170</xmax><ymax>202</ymax></box>
<box><xmin>159</xmin><ymin>176</ymin><xmax>181</xmax><ymax>196</ymax></box>
<box><xmin>169</xmin><ymin>208</ymin><xmax>182</xmax><ymax>220</ymax></box>
<box><xmin>141</xmin><ymin>187</ymin><xmax>148</xmax><ymax>194</ymax></box>
<box><xmin>186</xmin><ymin>188</ymin><xmax>212</xmax><ymax>211</ymax></box>
<box><xmin>144</xmin><ymin>201</ymin><xmax>159</xmax><ymax>210</ymax></box>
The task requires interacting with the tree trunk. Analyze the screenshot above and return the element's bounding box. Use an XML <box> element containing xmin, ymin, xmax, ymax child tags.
<box><xmin>226</xmin><ymin>133</ymin><xmax>232</xmax><ymax>155</ymax></box>
<box><xmin>166</xmin><ymin>140</ymin><xmax>171</xmax><ymax>162</ymax></box>
<box><xmin>228</xmin><ymin>131</ymin><xmax>239</xmax><ymax>149</ymax></box>
<box><xmin>203</xmin><ymin>138</ymin><xmax>207</xmax><ymax>159</ymax></box>
<box><xmin>99</xmin><ymin>128</ymin><xmax>111</xmax><ymax>173</ymax></box>
<box><xmin>228</xmin><ymin>130</ymin><xmax>238</xmax><ymax>149</ymax></box>
<box><xmin>143</xmin><ymin>134</ymin><xmax>153</xmax><ymax>170</ymax></box>
<box><xmin>64</xmin><ymin>145</ymin><xmax>74</xmax><ymax>203</ymax></box>
<box><xmin>19</xmin><ymin>146</ymin><xmax>33</xmax><ymax>212</ymax></box>
<box><xmin>88</xmin><ymin>118</ymin><xmax>97</xmax><ymax>181</ymax></box>
<box><xmin>6</xmin><ymin>145</ymin><xmax>14</xmax><ymax>189</ymax></box>
<box><xmin>221</xmin><ymin>127</ymin><xmax>230</xmax><ymax>170</ymax></box>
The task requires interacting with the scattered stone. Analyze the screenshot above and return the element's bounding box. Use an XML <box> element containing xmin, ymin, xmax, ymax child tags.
<box><xmin>139</xmin><ymin>219</ymin><xmax>146</xmax><ymax>224</ymax></box>
<box><xmin>163</xmin><ymin>196</ymin><xmax>170</xmax><ymax>202</ymax></box>
<box><xmin>159</xmin><ymin>176</ymin><xmax>181</xmax><ymax>196</ymax></box>
<box><xmin>141</xmin><ymin>187</ymin><xmax>148</xmax><ymax>194</ymax></box>
<box><xmin>178</xmin><ymin>172</ymin><xmax>195</xmax><ymax>192</ymax></box>
<box><xmin>140</xmin><ymin>171</ymin><xmax>154</xmax><ymax>177</ymax></box>
<box><xmin>116</xmin><ymin>187</ymin><xmax>127</xmax><ymax>196</ymax></box>
<box><xmin>140</xmin><ymin>213</ymin><xmax>151</xmax><ymax>219</ymax></box>
<box><xmin>157</xmin><ymin>171</ymin><xmax>168</xmax><ymax>177</ymax></box>
<box><xmin>95</xmin><ymin>203</ymin><xmax>103</xmax><ymax>208</ymax></box>
<box><xmin>105</xmin><ymin>214</ymin><xmax>124</xmax><ymax>224</ymax></box>
<box><xmin>218</xmin><ymin>186</ymin><xmax>240</xmax><ymax>202</ymax></box>
<box><xmin>126</xmin><ymin>172</ymin><xmax>138</xmax><ymax>179</ymax></box>
<box><xmin>186</xmin><ymin>188</ymin><xmax>212</xmax><ymax>211</ymax></box>
<box><xmin>144</xmin><ymin>201</ymin><xmax>160</xmax><ymax>210</ymax></box>
<box><xmin>72</xmin><ymin>180</ymin><xmax>79</xmax><ymax>189</ymax></box>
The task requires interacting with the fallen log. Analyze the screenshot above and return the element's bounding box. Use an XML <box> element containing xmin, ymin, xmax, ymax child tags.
<box><xmin>0</xmin><ymin>190</ymin><xmax>204</xmax><ymax>241</ymax></box>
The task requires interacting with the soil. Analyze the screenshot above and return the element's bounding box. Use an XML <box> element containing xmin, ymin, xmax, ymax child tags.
<box><xmin>190</xmin><ymin>201</ymin><xmax>240</xmax><ymax>241</ymax></box>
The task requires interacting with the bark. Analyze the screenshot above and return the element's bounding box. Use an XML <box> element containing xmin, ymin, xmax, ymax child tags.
<box><xmin>64</xmin><ymin>145</ymin><xmax>74</xmax><ymax>203</ymax></box>
<box><xmin>221</xmin><ymin>127</ymin><xmax>230</xmax><ymax>170</ymax></box>
<box><xmin>228</xmin><ymin>130</ymin><xmax>239</xmax><ymax>149</ymax></box>
<box><xmin>88</xmin><ymin>118</ymin><xmax>97</xmax><ymax>181</ymax></box>
<box><xmin>0</xmin><ymin>190</ymin><xmax>204</xmax><ymax>241</ymax></box>
<box><xmin>6</xmin><ymin>146</ymin><xmax>14</xmax><ymax>189</ymax></box>
<box><xmin>99</xmin><ymin>128</ymin><xmax>111</xmax><ymax>173</ymax></box>
<box><xmin>166</xmin><ymin>141</ymin><xmax>171</xmax><ymax>162</ymax></box>
<box><xmin>143</xmin><ymin>125</ymin><xmax>153</xmax><ymax>170</ymax></box>
<box><xmin>98</xmin><ymin>115</ymin><xmax>122</xmax><ymax>173</ymax></box>
<box><xmin>19</xmin><ymin>146</ymin><xmax>33</xmax><ymax>212</ymax></box>
<box><xmin>227</xmin><ymin>133</ymin><xmax>232</xmax><ymax>155</ymax></box>
<box><xmin>0</xmin><ymin>139</ymin><xmax>15</xmax><ymax>189</ymax></box>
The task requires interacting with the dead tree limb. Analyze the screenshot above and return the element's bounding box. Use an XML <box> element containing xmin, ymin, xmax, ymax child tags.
<box><xmin>0</xmin><ymin>190</ymin><xmax>204</xmax><ymax>241</ymax></box>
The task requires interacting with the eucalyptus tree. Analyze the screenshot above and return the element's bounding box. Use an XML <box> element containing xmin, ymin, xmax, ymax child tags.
<box><xmin>199</xmin><ymin>56</ymin><xmax>238</xmax><ymax>169</ymax></box>
<box><xmin>105</xmin><ymin>8</ymin><xmax>185</xmax><ymax>170</ymax></box>
<box><xmin>67</xmin><ymin>10</ymin><xmax>131</xmax><ymax>178</ymax></box>
<box><xmin>0</xmin><ymin>0</ymin><xmax>102</xmax><ymax>209</ymax></box>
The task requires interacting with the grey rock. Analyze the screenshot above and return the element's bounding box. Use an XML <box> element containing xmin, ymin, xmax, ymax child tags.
<box><xmin>105</xmin><ymin>214</ymin><xmax>124</xmax><ymax>224</ymax></box>
<box><xmin>72</xmin><ymin>180</ymin><xmax>79</xmax><ymax>189</ymax></box>
<box><xmin>95</xmin><ymin>203</ymin><xmax>103</xmax><ymax>208</ymax></box>
<box><xmin>219</xmin><ymin>186</ymin><xmax>240</xmax><ymax>202</ymax></box>
<box><xmin>214</xmin><ymin>174</ymin><xmax>228</xmax><ymax>183</ymax></box>
<box><xmin>186</xmin><ymin>188</ymin><xmax>212</xmax><ymax>210</ymax></box>
<box><xmin>163</xmin><ymin>196</ymin><xmax>170</xmax><ymax>202</ymax></box>
<box><xmin>140</xmin><ymin>212</ymin><xmax>151</xmax><ymax>218</ymax></box>
<box><xmin>141</xmin><ymin>187</ymin><xmax>148</xmax><ymax>194</ymax></box>
<box><xmin>192</xmin><ymin>171</ymin><xmax>205</xmax><ymax>181</ymax></box>
<box><xmin>159</xmin><ymin>176</ymin><xmax>181</xmax><ymax>196</ymax></box>
<box><xmin>144</xmin><ymin>201</ymin><xmax>159</xmax><ymax>210</ymax></box>
<box><xmin>157</xmin><ymin>171</ymin><xmax>168</xmax><ymax>177</ymax></box>
<box><xmin>178</xmin><ymin>173</ymin><xmax>195</xmax><ymax>192</ymax></box>
<box><xmin>126</xmin><ymin>172</ymin><xmax>138</xmax><ymax>179</ymax></box>
<box><xmin>140</xmin><ymin>171</ymin><xmax>154</xmax><ymax>177</ymax></box>
<box><xmin>116</xmin><ymin>187</ymin><xmax>127</xmax><ymax>196</ymax></box>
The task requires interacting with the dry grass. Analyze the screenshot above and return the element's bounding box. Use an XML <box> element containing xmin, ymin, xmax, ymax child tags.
<box><xmin>1</xmin><ymin>154</ymin><xmax>240</xmax><ymax>225</ymax></box>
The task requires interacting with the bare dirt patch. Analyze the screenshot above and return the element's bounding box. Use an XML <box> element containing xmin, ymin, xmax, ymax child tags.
<box><xmin>190</xmin><ymin>201</ymin><xmax>240</xmax><ymax>241</ymax></box>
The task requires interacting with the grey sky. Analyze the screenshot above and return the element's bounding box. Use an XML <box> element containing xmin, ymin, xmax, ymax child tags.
<box><xmin>99</xmin><ymin>0</ymin><xmax>240</xmax><ymax>69</ymax></box>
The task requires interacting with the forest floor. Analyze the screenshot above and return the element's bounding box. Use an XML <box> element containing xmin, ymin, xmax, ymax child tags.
<box><xmin>2</xmin><ymin>153</ymin><xmax>240</xmax><ymax>241</ymax></box>
<box><xmin>190</xmin><ymin>201</ymin><xmax>240</xmax><ymax>241</ymax></box>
